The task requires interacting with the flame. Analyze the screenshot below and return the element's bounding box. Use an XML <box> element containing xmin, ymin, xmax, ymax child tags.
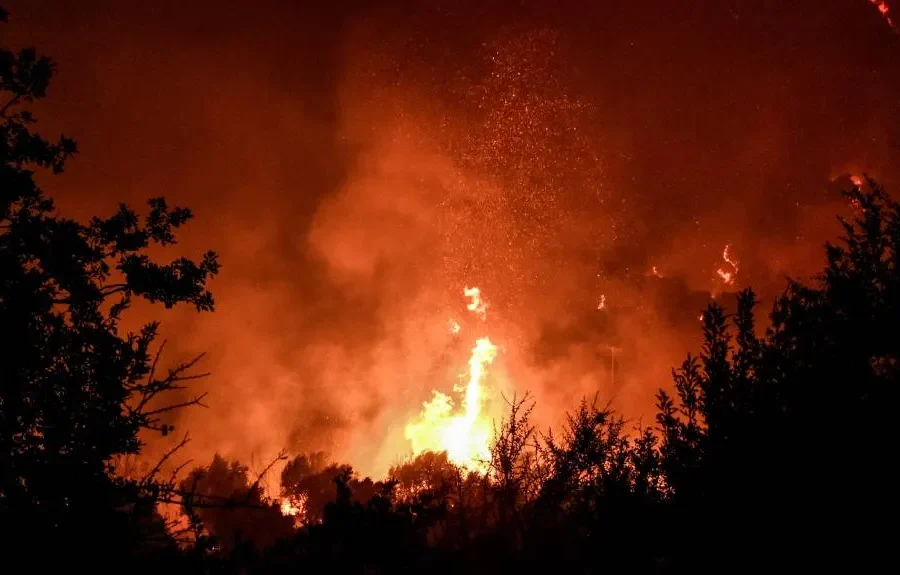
<box><xmin>716</xmin><ymin>244</ymin><xmax>739</xmax><ymax>285</ymax></box>
<box><xmin>597</xmin><ymin>294</ymin><xmax>606</xmax><ymax>310</ymax></box>
<box><xmin>464</xmin><ymin>286</ymin><xmax>487</xmax><ymax>320</ymax></box>
<box><xmin>851</xmin><ymin>175</ymin><xmax>864</xmax><ymax>188</ymax></box>
<box><xmin>405</xmin><ymin>288</ymin><xmax>500</xmax><ymax>472</ymax></box>
<box><xmin>405</xmin><ymin>337</ymin><xmax>498</xmax><ymax>472</ymax></box>
<box><xmin>869</xmin><ymin>0</ymin><xmax>894</xmax><ymax>28</ymax></box>
<box><xmin>280</xmin><ymin>493</ymin><xmax>307</xmax><ymax>525</ymax></box>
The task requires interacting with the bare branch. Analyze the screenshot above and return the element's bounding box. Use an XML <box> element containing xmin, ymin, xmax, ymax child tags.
<box><xmin>146</xmin><ymin>339</ymin><xmax>167</xmax><ymax>389</ymax></box>
<box><xmin>0</xmin><ymin>93</ymin><xmax>21</xmax><ymax>116</ymax></box>
<box><xmin>168</xmin><ymin>458</ymin><xmax>194</xmax><ymax>485</ymax></box>
<box><xmin>141</xmin><ymin>433</ymin><xmax>190</xmax><ymax>486</ymax></box>
<box><xmin>141</xmin><ymin>391</ymin><xmax>209</xmax><ymax>418</ymax></box>
<box><xmin>246</xmin><ymin>448</ymin><xmax>288</xmax><ymax>502</ymax></box>
<box><xmin>157</xmin><ymin>495</ymin><xmax>273</xmax><ymax>510</ymax></box>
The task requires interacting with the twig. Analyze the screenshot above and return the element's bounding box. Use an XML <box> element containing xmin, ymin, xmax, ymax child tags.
<box><xmin>0</xmin><ymin>93</ymin><xmax>21</xmax><ymax>116</ymax></box>
<box><xmin>246</xmin><ymin>448</ymin><xmax>288</xmax><ymax>503</ymax></box>
<box><xmin>146</xmin><ymin>340</ymin><xmax>167</xmax><ymax>390</ymax></box>
<box><xmin>141</xmin><ymin>433</ymin><xmax>190</xmax><ymax>485</ymax></box>
<box><xmin>141</xmin><ymin>392</ymin><xmax>209</xmax><ymax>417</ymax></box>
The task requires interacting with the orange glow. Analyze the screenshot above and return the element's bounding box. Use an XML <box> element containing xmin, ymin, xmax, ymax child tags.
<box><xmin>51</xmin><ymin>1</ymin><xmax>898</xmax><ymax>488</ymax></box>
<box><xmin>404</xmin><ymin>288</ymin><xmax>501</xmax><ymax>472</ymax></box>
<box><xmin>851</xmin><ymin>175</ymin><xmax>864</xmax><ymax>188</ymax></box>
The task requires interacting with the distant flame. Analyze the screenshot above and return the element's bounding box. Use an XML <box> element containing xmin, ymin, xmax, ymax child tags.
<box><xmin>851</xmin><ymin>175</ymin><xmax>863</xmax><ymax>188</ymax></box>
<box><xmin>597</xmin><ymin>294</ymin><xmax>606</xmax><ymax>310</ymax></box>
<box><xmin>716</xmin><ymin>244</ymin><xmax>739</xmax><ymax>286</ymax></box>
<box><xmin>464</xmin><ymin>286</ymin><xmax>488</xmax><ymax>320</ymax></box>
<box><xmin>280</xmin><ymin>493</ymin><xmax>307</xmax><ymax>525</ymax></box>
<box><xmin>869</xmin><ymin>0</ymin><xmax>894</xmax><ymax>29</ymax></box>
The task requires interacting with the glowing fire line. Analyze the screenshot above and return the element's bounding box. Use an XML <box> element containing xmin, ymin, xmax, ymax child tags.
<box><xmin>716</xmin><ymin>244</ymin><xmax>739</xmax><ymax>285</ymax></box>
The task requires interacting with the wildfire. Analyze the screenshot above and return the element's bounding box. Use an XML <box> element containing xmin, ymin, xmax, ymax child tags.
<box><xmin>464</xmin><ymin>286</ymin><xmax>488</xmax><ymax>320</ymax></box>
<box><xmin>716</xmin><ymin>244</ymin><xmax>739</xmax><ymax>286</ymax></box>
<box><xmin>405</xmin><ymin>288</ymin><xmax>501</xmax><ymax>472</ymax></box>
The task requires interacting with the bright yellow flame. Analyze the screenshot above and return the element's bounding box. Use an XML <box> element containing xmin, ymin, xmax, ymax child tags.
<box><xmin>405</xmin><ymin>336</ymin><xmax>498</xmax><ymax>472</ymax></box>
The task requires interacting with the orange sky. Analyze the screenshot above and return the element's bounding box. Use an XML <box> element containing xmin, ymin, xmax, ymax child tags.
<box><xmin>5</xmin><ymin>0</ymin><xmax>899</xmax><ymax>478</ymax></box>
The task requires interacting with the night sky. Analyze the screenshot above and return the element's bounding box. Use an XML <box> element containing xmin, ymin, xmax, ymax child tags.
<box><xmin>6</xmin><ymin>0</ymin><xmax>899</xmax><ymax>476</ymax></box>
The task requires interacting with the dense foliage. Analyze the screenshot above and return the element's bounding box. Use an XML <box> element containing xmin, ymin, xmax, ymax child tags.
<box><xmin>2</xmin><ymin>8</ymin><xmax>897</xmax><ymax>573</ymax></box>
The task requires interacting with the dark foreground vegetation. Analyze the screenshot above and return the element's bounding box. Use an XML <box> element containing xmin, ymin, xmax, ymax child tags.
<box><xmin>2</xmin><ymin>9</ymin><xmax>897</xmax><ymax>573</ymax></box>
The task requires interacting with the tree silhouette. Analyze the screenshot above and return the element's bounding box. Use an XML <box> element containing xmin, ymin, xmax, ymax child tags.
<box><xmin>0</xmin><ymin>8</ymin><xmax>218</xmax><ymax>562</ymax></box>
<box><xmin>179</xmin><ymin>454</ymin><xmax>294</xmax><ymax>556</ymax></box>
<box><xmin>654</xmin><ymin>182</ymin><xmax>900</xmax><ymax>570</ymax></box>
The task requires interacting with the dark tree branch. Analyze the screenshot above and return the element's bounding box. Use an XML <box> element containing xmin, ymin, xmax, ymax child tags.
<box><xmin>246</xmin><ymin>449</ymin><xmax>288</xmax><ymax>503</ymax></box>
<box><xmin>141</xmin><ymin>433</ymin><xmax>191</xmax><ymax>486</ymax></box>
<box><xmin>0</xmin><ymin>92</ymin><xmax>21</xmax><ymax>116</ymax></box>
<box><xmin>141</xmin><ymin>391</ymin><xmax>209</xmax><ymax>418</ymax></box>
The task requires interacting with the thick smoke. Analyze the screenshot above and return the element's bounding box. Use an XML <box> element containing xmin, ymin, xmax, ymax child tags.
<box><xmin>6</xmin><ymin>0</ymin><xmax>899</xmax><ymax>477</ymax></box>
